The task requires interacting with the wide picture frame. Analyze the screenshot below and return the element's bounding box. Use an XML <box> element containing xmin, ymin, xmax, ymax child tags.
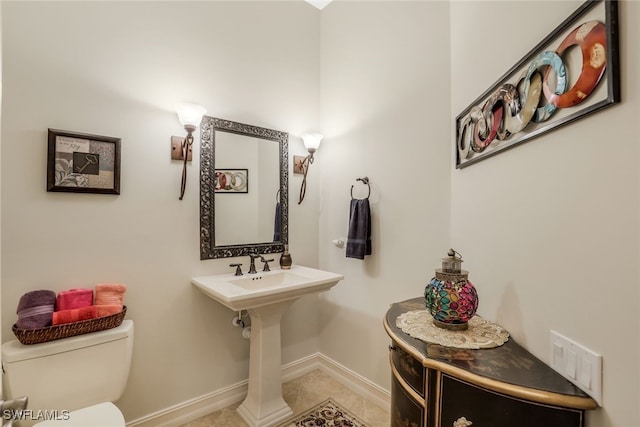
<box><xmin>47</xmin><ymin>129</ymin><xmax>121</xmax><ymax>194</ymax></box>
<box><xmin>455</xmin><ymin>0</ymin><xmax>620</xmax><ymax>169</ymax></box>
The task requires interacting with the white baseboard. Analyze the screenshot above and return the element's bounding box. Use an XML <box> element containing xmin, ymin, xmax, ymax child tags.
<box><xmin>314</xmin><ymin>353</ymin><xmax>391</xmax><ymax>410</ymax></box>
<box><xmin>125</xmin><ymin>379</ymin><xmax>248</xmax><ymax>427</ymax></box>
<box><xmin>281</xmin><ymin>352</ymin><xmax>324</xmax><ymax>382</ymax></box>
<box><xmin>126</xmin><ymin>353</ymin><xmax>389</xmax><ymax>427</ymax></box>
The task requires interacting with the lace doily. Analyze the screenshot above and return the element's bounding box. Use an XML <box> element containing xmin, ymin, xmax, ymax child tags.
<box><xmin>396</xmin><ymin>310</ymin><xmax>509</xmax><ymax>349</ymax></box>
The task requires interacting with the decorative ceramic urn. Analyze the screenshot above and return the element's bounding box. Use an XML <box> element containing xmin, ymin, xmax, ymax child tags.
<box><xmin>424</xmin><ymin>249</ymin><xmax>479</xmax><ymax>330</ymax></box>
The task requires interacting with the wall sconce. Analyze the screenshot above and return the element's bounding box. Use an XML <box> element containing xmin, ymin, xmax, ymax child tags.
<box><xmin>294</xmin><ymin>133</ymin><xmax>323</xmax><ymax>204</ymax></box>
<box><xmin>173</xmin><ymin>103</ymin><xmax>206</xmax><ymax>200</ymax></box>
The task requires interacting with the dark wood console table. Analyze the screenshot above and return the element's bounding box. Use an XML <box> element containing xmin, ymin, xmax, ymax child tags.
<box><xmin>384</xmin><ymin>298</ymin><xmax>597</xmax><ymax>427</ymax></box>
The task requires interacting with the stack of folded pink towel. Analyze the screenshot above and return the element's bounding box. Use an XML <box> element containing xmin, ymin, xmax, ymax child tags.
<box><xmin>53</xmin><ymin>288</ymin><xmax>97</xmax><ymax>325</ymax></box>
<box><xmin>15</xmin><ymin>284</ymin><xmax>127</xmax><ymax>329</ymax></box>
<box><xmin>94</xmin><ymin>283</ymin><xmax>127</xmax><ymax>318</ymax></box>
<box><xmin>52</xmin><ymin>284</ymin><xmax>127</xmax><ymax>326</ymax></box>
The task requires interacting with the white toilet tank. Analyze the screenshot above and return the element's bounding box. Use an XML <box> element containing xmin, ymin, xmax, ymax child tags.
<box><xmin>1</xmin><ymin>320</ymin><xmax>134</xmax><ymax>415</ymax></box>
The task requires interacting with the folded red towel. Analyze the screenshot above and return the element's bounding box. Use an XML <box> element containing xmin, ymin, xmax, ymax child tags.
<box><xmin>56</xmin><ymin>288</ymin><xmax>94</xmax><ymax>311</ymax></box>
<box><xmin>95</xmin><ymin>305</ymin><xmax>123</xmax><ymax>318</ymax></box>
<box><xmin>16</xmin><ymin>290</ymin><xmax>56</xmax><ymax>329</ymax></box>
<box><xmin>95</xmin><ymin>284</ymin><xmax>127</xmax><ymax>307</ymax></box>
<box><xmin>52</xmin><ymin>306</ymin><xmax>98</xmax><ymax>325</ymax></box>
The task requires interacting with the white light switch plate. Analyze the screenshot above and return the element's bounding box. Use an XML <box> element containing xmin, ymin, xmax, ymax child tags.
<box><xmin>550</xmin><ymin>330</ymin><xmax>602</xmax><ymax>406</ymax></box>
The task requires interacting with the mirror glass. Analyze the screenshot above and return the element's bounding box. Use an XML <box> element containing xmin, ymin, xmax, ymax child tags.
<box><xmin>200</xmin><ymin>116</ymin><xmax>288</xmax><ymax>259</ymax></box>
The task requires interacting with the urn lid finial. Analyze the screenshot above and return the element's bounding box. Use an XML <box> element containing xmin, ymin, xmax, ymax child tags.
<box><xmin>441</xmin><ymin>248</ymin><xmax>463</xmax><ymax>273</ymax></box>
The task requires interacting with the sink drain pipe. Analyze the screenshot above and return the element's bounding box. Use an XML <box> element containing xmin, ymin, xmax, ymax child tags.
<box><xmin>232</xmin><ymin>311</ymin><xmax>251</xmax><ymax>339</ymax></box>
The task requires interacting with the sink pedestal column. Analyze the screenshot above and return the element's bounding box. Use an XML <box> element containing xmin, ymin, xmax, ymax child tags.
<box><xmin>237</xmin><ymin>300</ymin><xmax>294</xmax><ymax>427</ymax></box>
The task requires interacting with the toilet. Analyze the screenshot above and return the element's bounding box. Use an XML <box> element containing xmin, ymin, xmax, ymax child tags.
<box><xmin>1</xmin><ymin>320</ymin><xmax>134</xmax><ymax>427</ymax></box>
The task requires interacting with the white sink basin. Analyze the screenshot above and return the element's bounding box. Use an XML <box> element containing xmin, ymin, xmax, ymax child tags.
<box><xmin>230</xmin><ymin>271</ymin><xmax>311</xmax><ymax>290</ymax></box>
<box><xmin>192</xmin><ymin>265</ymin><xmax>344</xmax><ymax>311</ymax></box>
<box><xmin>192</xmin><ymin>264</ymin><xmax>344</xmax><ymax>426</ymax></box>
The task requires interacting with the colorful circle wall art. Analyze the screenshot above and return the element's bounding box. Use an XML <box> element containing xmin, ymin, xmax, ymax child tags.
<box><xmin>455</xmin><ymin>0</ymin><xmax>619</xmax><ymax>168</ymax></box>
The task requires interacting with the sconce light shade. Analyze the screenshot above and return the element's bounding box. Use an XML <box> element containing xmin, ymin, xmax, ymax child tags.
<box><xmin>175</xmin><ymin>103</ymin><xmax>206</xmax><ymax>200</ymax></box>
<box><xmin>302</xmin><ymin>133</ymin><xmax>323</xmax><ymax>152</ymax></box>
<box><xmin>297</xmin><ymin>133</ymin><xmax>323</xmax><ymax>205</ymax></box>
<box><xmin>175</xmin><ymin>103</ymin><xmax>207</xmax><ymax>129</ymax></box>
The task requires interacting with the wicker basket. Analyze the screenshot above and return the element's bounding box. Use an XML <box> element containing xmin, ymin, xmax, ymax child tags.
<box><xmin>12</xmin><ymin>306</ymin><xmax>127</xmax><ymax>345</ymax></box>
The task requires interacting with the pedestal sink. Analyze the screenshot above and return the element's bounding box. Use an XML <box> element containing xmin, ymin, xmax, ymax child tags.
<box><xmin>192</xmin><ymin>265</ymin><xmax>343</xmax><ymax>427</ymax></box>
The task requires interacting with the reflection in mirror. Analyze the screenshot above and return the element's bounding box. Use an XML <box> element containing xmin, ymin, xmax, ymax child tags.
<box><xmin>200</xmin><ymin>117</ymin><xmax>288</xmax><ymax>259</ymax></box>
<box><xmin>215</xmin><ymin>132</ymin><xmax>280</xmax><ymax>245</ymax></box>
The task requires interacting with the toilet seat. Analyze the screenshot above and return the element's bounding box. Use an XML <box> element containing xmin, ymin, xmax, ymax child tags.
<box><xmin>34</xmin><ymin>402</ymin><xmax>125</xmax><ymax>426</ymax></box>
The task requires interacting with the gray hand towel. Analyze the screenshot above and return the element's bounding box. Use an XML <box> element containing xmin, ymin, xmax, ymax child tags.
<box><xmin>346</xmin><ymin>198</ymin><xmax>371</xmax><ymax>259</ymax></box>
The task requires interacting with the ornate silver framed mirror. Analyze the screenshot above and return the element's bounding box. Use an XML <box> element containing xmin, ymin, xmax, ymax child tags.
<box><xmin>199</xmin><ymin>116</ymin><xmax>288</xmax><ymax>259</ymax></box>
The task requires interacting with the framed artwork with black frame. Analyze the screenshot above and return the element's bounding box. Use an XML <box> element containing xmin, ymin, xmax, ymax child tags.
<box><xmin>455</xmin><ymin>0</ymin><xmax>620</xmax><ymax>169</ymax></box>
<box><xmin>47</xmin><ymin>128</ymin><xmax>121</xmax><ymax>194</ymax></box>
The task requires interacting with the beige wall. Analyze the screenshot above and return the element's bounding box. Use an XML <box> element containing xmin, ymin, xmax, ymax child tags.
<box><xmin>317</xmin><ymin>0</ymin><xmax>452</xmax><ymax>389</ymax></box>
<box><xmin>1</xmin><ymin>1</ymin><xmax>321</xmax><ymax>421</ymax></box>
<box><xmin>450</xmin><ymin>1</ymin><xmax>640</xmax><ymax>426</ymax></box>
<box><xmin>317</xmin><ymin>0</ymin><xmax>640</xmax><ymax>425</ymax></box>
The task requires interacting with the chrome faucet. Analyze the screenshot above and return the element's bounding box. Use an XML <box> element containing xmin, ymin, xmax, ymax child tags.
<box><xmin>248</xmin><ymin>253</ymin><xmax>261</xmax><ymax>274</ymax></box>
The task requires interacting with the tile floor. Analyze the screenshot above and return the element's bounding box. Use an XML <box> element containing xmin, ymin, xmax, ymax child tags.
<box><xmin>181</xmin><ymin>369</ymin><xmax>390</xmax><ymax>427</ymax></box>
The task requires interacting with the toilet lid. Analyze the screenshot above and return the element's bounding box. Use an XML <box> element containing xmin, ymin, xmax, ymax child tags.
<box><xmin>34</xmin><ymin>402</ymin><xmax>125</xmax><ymax>426</ymax></box>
